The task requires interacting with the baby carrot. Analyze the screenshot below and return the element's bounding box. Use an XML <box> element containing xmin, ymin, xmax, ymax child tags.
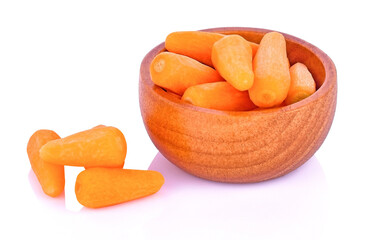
<box><xmin>211</xmin><ymin>35</ymin><xmax>254</xmax><ymax>91</ymax></box>
<box><xmin>165</xmin><ymin>31</ymin><xmax>259</xmax><ymax>67</ymax></box>
<box><xmin>165</xmin><ymin>31</ymin><xmax>224</xmax><ymax>67</ymax></box>
<box><xmin>249</xmin><ymin>32</ymin><xmax>291</xmax><ymax>108</ymax></box>
<box><xmin>150</xmin><ymin>52</ymin><xmax>223</xmax><ymax>95</ymax></box>
<box><xmin>27</xmin><ymin>130</ymin><xmax>64</xmax><ymax>197</ymax></box>
<box><xmin>182</xmin><ymin>81</ymin><xmax>257</xmax><ymax>111</ymax></box>
<box><xmin>75</xmin><ymin>168</ymin><xmax>164</xmax><ymax>208</ymax></box>
<box><xmin>40</xmin><ymin>126</ymin><xmax>126</xmax><ymax>168</ymax></box>
<box><xmin>285</xmin><ymin>63</ymin><xmax>316</xmax><ymax>105</ymax></box>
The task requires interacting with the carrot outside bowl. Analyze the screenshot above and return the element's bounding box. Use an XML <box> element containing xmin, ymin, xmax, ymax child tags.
<box><xmin>139</xmin><ymin>27</ymin><xmax>337</xmax><ymax>183</ymax></box>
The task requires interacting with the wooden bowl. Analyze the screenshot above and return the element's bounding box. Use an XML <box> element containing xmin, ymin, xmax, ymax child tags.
<box><xmin>139</xmin><ymin>27</ymin><xmax>337</xmax><ymax>183</ymax></box>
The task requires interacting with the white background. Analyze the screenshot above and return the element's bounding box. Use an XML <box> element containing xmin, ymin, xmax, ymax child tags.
<box><xmin>1</xmin><ymin>0</ymin><xmax>372</xmax><ymax>239</ymax></box>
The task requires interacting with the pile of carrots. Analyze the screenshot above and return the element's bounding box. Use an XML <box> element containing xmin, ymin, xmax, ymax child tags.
<box><xmin>150</xmin><ymin>31</ymin><xmax>316</xmax><ymax>111</ymax></box>
<box><xmin>27</xmin><ymin>126</ymin><xmax>164</xmax><ymax>208</ymax></box>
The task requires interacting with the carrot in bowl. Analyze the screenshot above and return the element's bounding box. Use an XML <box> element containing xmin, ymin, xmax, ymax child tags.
<box><xmin>212</xmin><ymin>34</ymin><xmax>255</xmax><ymax>91</ymax></box>
<box><xmin>249</xmin><ymin>32</ymin><xmax>291</xmax><ymax>108</ymax></box>
<box><xmin>165</xmin><ymin>31</ymin><xmax>259</xmax><ymax>67</ymax></box>
<box><xmin>182</xmin><ymin>81</ymin><xmax>256</xmax><ymax>111</ymax></box>
<box><xmin>165</xmin><ymin>31</ymin><xmax>224</xmax><ymax>67</ymax></box>
<box><xmin>285</xmin><ymin>62</ymin><xmax>316</xmax><ymax>105</ymax></box>
<box><xmin>150</xmin><ymin>52</ymin><xmax>223</xmax><ymax>95</ymax></box>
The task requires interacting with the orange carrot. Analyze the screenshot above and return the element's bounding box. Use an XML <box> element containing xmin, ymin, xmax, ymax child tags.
<box><xmin>75</xmin><ymin>168</ymin><xmax>164</xmax><ymax>208</ymax></box>
<box><xmin>285</xmin><ymin>63</ymin><xmax>316</xmax><ymax>105</ymax></box>
<box><xmin>249</xmin><ymin>32</ymin><xmax>291</xmax><ymax>108</ymax></box>
<box><xmin>212</xmin><ymin>35</ymin><xmax>254</xmax><ymax>91</ymax></box>
<box><xmin>165</xmin><ymin>31</ymin><xmax>259</xmax><ymax>67</ymax></box>
<box><xmin>165</xmin><ymin>31</ymin><xmax>224</xmax><ymax>67</ymax></box>
<box><xmin>85</xmin><ymin>125</ymin><xmax>117</xmax><ymax>169</ymax></box>
<box><xmin>182</xmin><ymin>82</ymin><xmax>256</xmax><ymax>111</ymax></box>
<box><xmin>249</xmin><ymin>41</ymin><xmax>259</xmax><ymax>59</ymax></box>
<box><xmin>40</xmin><ymin>126</ymin><xmax>126</xmax><ymax>168</ymax></box>
<box><xmin>27</xmin><ymin>130</ymin><xmax>64</xmax><ymax>197</ymax></box>
<box><xmin>150</xmin><ymin>52</ymin><xmax>223</xmax><ymax>95</ymax></box>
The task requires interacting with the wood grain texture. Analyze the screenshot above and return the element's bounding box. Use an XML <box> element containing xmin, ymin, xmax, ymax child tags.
<box><xmin>139</xmin><ymin>27</ymin><xmax>337</xmax><ymax>183</ymax></box>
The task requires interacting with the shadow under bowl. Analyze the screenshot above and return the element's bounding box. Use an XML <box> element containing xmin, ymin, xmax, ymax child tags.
<box><xmin>139</xmin><ymin>27</ymin><xmax>337</xmax><ymax>183</ymax></box>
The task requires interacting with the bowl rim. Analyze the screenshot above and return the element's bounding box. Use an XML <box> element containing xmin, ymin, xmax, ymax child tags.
<box><xmin>140</xmin><ymin>27</ymin><xmax>337</xmax><ymax>116</ymax></box>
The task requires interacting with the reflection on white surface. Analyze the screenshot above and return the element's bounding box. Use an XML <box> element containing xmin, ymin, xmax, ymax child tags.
<box><xmin>146</xmin><ymin>153</ymin><xmax>328</xmax><ymax>240</ymax></box>
<box><xmin>28</xmin><ymin>167</ymin><xmax>85</xmax><ymax>212</ymax></box>
<box><xmin>28</xmin><ymin>170</ymin><xmax>66</xmax><ymax>209</ymax></box>
<box><xmin>27</xmin><ymin>153</ymin><xmax>328</xmax><ymax>240</ymax></box>
<box><xmin>64</xmin><ymin>167</ymin><xmax>85</xmax><ymax>212</ymax></box>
